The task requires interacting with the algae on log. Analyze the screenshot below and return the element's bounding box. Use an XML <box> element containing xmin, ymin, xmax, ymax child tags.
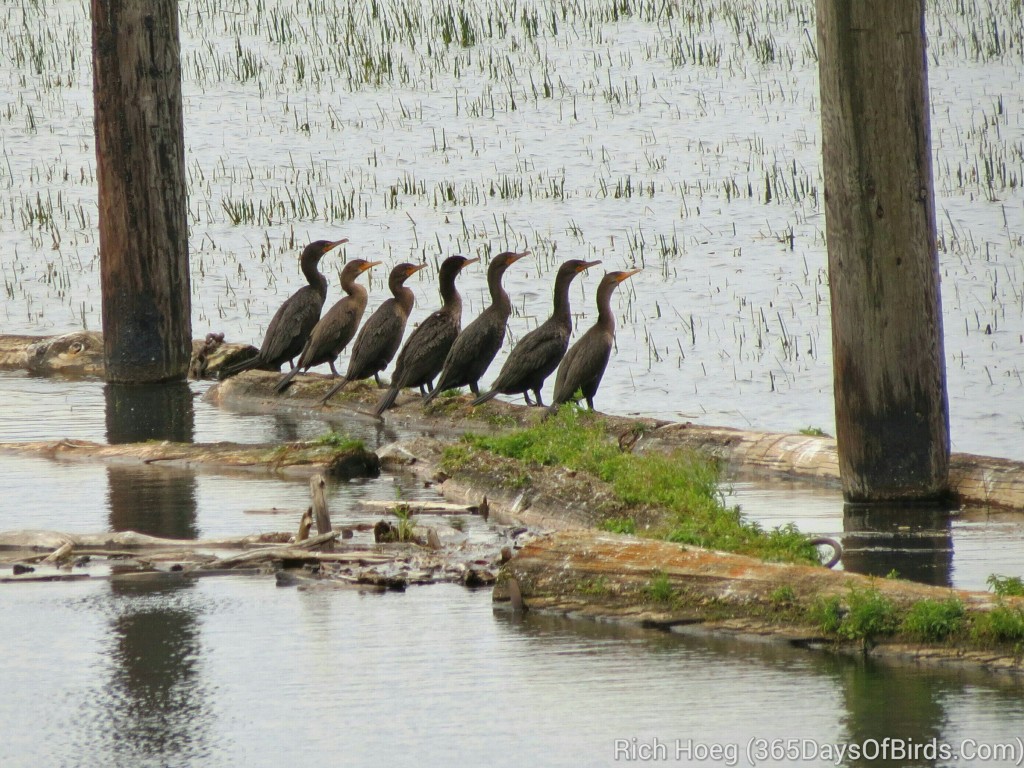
<box><xmin>497</xmin><ymin>530</ymin><xmax>1024</xmax><ymax>673</ymax></box>
<box><xmin>0</xmin><ymin>438</ymin><xmax>380</xmax><ymax>480</ymax></box>
<box><xmin>0</xmin><ymin>332</ymin><xmax>256</xmax><ymax>378</ymax></box>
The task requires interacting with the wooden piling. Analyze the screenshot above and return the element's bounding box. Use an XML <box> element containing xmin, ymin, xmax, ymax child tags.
<box><xmin>816</xmin><ymin>0</ymin><xmax>950</xmax><ymax>501</ymax></box>
<box><xmin>91</xmin><ymin>1</ymin><xmax>192</xmax><ymax>382</ymax></box>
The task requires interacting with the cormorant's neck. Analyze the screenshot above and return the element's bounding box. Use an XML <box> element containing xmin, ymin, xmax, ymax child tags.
<box><xmin>596</xmin><ymin>282</ymin><xmax>617</xmax><ymax>331</ymax></box>
<box><xmin>487</xmin><ymin>268</ymin><xmax>512</xmax><ymax>314</ymax></box>
<box><xmin>440</xmin><ymin>275</ymin><xmax>462</xmax><ymax>312</ymax></box>
<box><xmin>341</xmin><ymin>271</ymin><xmax>367</xmax><ymax>301</ymax></box>
<box><xmin>551</xmin><ymin>271</ymin><xmax>576</xmax><ymax>322</ymax></box>
<box><xmin>393</xmin><ymin>285</ymin><xmax>415</xmax><ymax>314</ymax></box>
<box><xmin>302</xmin><ymin>258</ymin><xmax>327</xmax><ymax>295</ymax></box>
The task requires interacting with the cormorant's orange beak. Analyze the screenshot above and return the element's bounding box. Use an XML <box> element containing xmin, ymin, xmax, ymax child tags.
<box><xmin>361</xmin><ymin>260</ymin><xmax>382</xmax><ymax>272</ymax></box>
<box><xmin>406</xmin><ymin>264</ymin><xmax>428</xmax><ymax>276</ymax></box>
<box><xmin>508</xmin><ymin>250</ymin><xmax>531</xmax><ymax>262</ymax></box>
<box><xmin>616</xmin><ymin>269</ymin><xmax>642</xmax><ymax>282</ymax></box>
<box><xmin>462</xmin><ymin>257</ymin><xmax>480</xmax><ymax>266</ymax></box>
<box><xmin>323</xmin><ymin>238</ymin><xmax>349</xmax><ymax>253</ymax></box>
<box><xmin>578</xmin><ymin>259</ymin><xmax>602</xmax><ymax>272</ymax></box>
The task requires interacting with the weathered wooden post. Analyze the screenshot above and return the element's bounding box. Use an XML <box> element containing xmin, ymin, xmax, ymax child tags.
<box><xmin>816</xmin><ymin>0</ymin><xmax>950</xmax><ymax>502</ymax></box>
<box><xmin>92</xmin><ymin>1</ymin><xmax>191</xmax><ymax>382</ymax></box>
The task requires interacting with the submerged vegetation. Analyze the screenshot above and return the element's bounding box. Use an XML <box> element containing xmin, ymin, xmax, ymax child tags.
<box><xmin>444</xmin><ymin>406</ymin><xmax>819</xmax><ymax>563</ymax></box>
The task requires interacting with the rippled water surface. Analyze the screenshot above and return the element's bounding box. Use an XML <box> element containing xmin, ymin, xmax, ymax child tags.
<box><xmin>3</xmin><ymin>582</ymin><xmax>1024</xmax><ymax>768</ymax></box>
<box><xmin>1</xmin><ymin>0</ymin><xmax>1023</xmax><ymax>458</ymax></box>
<box><xmin>3</xmin><ymin>0</ymin><xmax>1024</xmax><ymax>764</ymax></box>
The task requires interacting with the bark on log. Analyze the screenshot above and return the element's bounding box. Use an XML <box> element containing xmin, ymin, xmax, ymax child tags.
<box><xmin>0</xmin><ymin>529</ymin><xmax>293</xmax><ymax>553</ymax></box>
<box><xmin>816</xmin><ymin>0</ymin><xmax>949</xmax><ymax>501</ymax></box>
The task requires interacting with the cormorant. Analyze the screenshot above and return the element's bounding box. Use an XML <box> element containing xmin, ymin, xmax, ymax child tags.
<box><xmin>548</xmin><ymin>269</ymin><xmax>641</xmax><ymax>413</ymax></box>
<box><xmin>471</xmin><ymin>258</ymin><xmax>600</xmax><ymax>407</ymax></box>
<box><xmin>274</xmin><ymin>258</ymin><xmax>380</xmax><ymax>393</ymax></box>
<box><xmin>424</xmin><ymin>250</ymin><xmax>530</xmax><ymax>403</ymax></box>
<box><xmin>373</xmin><ymin>255</ymin><xmax>477</xmax><ymax>416</ymax></box>
<box><xmin>218</xmin><ymin>239</ymin><xmax>347</xmax><ymax>379</ymax></box>
<box><xmin>318</xmin><ymin>262</ymin><xmax>427</xmax><ymax>405</ymax></box>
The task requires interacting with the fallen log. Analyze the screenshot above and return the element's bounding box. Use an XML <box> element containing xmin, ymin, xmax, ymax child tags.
<box><xmin>0</xmin><ymin>331</ymin><xmax>256</xmax><ymax>378</ymax></box>
<box><xmin>497</xmin><ymin>529</ymin><xmax>1024</xmax><ymax>673</ymax></box>
<box><xmin>0</xmin><ymin>438</ymin><xmax>380</xmax><ymax>480</ymax></box>
<box><xmin>0</xmin><ymin>529</ymin><xmax>293</xmax><ymax>553</ymax></box>
<box><xmin>209</xmin><ymin>371</ymin><xmax>1024</xmax><ymax>512</ymax></box>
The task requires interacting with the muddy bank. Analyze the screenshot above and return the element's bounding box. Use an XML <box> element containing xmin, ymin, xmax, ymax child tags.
<box><xmin>213</xmin><ymin>370</ymin><xmax>1024</xmax><ymax>512</ymax></box>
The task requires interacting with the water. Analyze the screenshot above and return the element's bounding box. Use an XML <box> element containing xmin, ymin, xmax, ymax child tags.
<box><xmin>2</xmin><ymin>581</ymin><xmax>1023</xmax><ymax>768</ymax></box>
<box><xmin>3</xmin><ymin>1</ymin><xmax>1024</xmax><ymax>764</ymax></box>
<box><xmin>730</xmin><ymin>479</ymin><xmax>1024</xmax><ymax>592</ymax></box>
<box><xmin>1</xmin><ymin>0</ymin><xmax>1023</xmax><ymax>458</ymax></box>
<box><xmin>4</xmin><ymin>370</ymin><xmax>1024</xmax><ymax>766</ymax></box>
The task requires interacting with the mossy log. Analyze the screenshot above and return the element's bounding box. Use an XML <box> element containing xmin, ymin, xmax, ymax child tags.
<box><xmin>0</xmin><ymin>438</ymin><xmax>380</xmax><ymax>479</ymax></box>
<box><xmin>497</xmin><ymin>529</ymin><xmax>1024</xmax><ymax>674</ymax></box>
<box><xmin>210</xmin><ymin>371</ymin><xmax>1024</xmax><ymax>513</ymax></box>
<box><xmin>0</xmin><ymin>331</ymin><xmax>255</xmax><ymax>378</ymax></box>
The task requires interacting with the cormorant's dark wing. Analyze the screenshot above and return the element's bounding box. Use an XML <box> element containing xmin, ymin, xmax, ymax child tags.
<box><xmin>260</xmin><ymin>285</ymin><xmax>325</xmax><ymax>367</ymax></box>
<box><xmin>346</xmin><ymin>299</ymin><xmax>405</xmax><ymax>380</ymax></box>
<box><xmin>490</xmin><ymin>319</ymin><xmax>569</xmax><ymax>392</ymax></box>
<box><xmin>552</xmin><ymin>326</ymin><xmax>612</xmax><ymax>404</ymax></box>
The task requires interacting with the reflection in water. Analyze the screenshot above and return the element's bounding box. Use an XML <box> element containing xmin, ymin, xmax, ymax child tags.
<box><xmin>106</xmin><ymin>465</ymin><xmax>199</xmax><ymax>539</ymax></box>
<box><xmin>104</xmin><ymin>381</ymin><xmax>195</xmax><ymax>444</ymax></box>
<box><xmin>104</xmin><ymin>380</ymin><xmax>200</xmax><ymax>539</ymax></box>
<box><xmin>5</xmin><ymin>583</ymin><xmax>1024</xmax><ymax>767</ymax></box>
<box><xmin>102</xmin><ymin>578</ymin><xmax>210</xmax><ymax>765</ymax></box>
<box><xmin>838</xmin><ymin>659</ymin><xmax>946</xmax><ymax>768</ymax></box>
<box><xmin>842</xmin><ymin>504</ymin><xmax>954</xmax><ymax>586</ymax></box>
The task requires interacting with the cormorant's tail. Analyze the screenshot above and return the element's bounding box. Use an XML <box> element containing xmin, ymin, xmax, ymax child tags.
<box><xmin>318</xmin><ymin>377</ymin><xmax>350</xmax><ymax>405</ymax></box>
<box><xmin>218</xmin><ymin>355</ymin><xmax>259</xmax><ymax>380</ymax></box>
<box><xmin>273</xmin><ymin>366</ymin><xmax>300</xmax><ymax>393</ymax></box>
<box><xmin>470</xmin><ymin>389</ymin><xmax>497</xmax><ymax>407</ymax></box>
<box><xmin>374</xmin><ymin>386</ymin><xmax>401</xmax><ymax>416</ymax></box>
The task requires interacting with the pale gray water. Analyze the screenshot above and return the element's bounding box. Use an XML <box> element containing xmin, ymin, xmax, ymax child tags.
<box><xmin>1</xmin><ymin>0</ymin><xmax>1023</xmax><ymax>458</ymax></box>
<box><xmin>3</xmin><ymin>1</ymin><xmax>1024</xmax><ymax>765</ymax></box>
<box><xmin>3</xmin><ymin>581</ymin><xmax>1024</xmax><ymax>768</ymax></box>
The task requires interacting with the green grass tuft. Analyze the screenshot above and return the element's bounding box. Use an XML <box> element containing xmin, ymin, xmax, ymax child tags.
<box><xmin>312</xmin><ymin>430</ymin><xmax>364</xmax><ymax>452</ymax></box>
<box><xmin>599</xmin><ymin>517</ymin><xmax>637</xmax><ymax>535</ymax></box>
<box><xmin>839</xmin><ymin>585</ymin><xmax>900</xmax><ymax>642</ymax></box>
<box><xmin>460</xmin><ymin>408</ymin><xmax>817</xmax><ymax>564</ymax></box>
<box><xmin>901</xmin><ymin>598</ymin><xmax>966</xmax><ymax>642</ymax></box>
<box><xmin>987</xmin><ymin>574</ymin><xmax>1024</xmax><ymax>597</ymax></box>
<box><xmin>972</xmin><ymin>603</ymin><xmax>1024</xmax><ymax>645</ymax></box>
<box><xmin>646</xmin><ymin>571</ymin><xmax>676</xmax><ymax>604</ymax></box>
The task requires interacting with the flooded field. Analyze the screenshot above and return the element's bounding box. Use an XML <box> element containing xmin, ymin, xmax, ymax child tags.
<box><xmin>1</xmin><ymin>0</ymin><xmax>1023</xmax><ymax>457</ymax></box>
<box><xmin>2</xmin><ymin>1</ymin><xmax>1024</xmax><ymax>765</ymax></box>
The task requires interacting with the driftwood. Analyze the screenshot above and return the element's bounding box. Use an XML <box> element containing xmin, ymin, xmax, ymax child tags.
<box><xmin>0</xmin><ymin>438</ymin><xmax>380</xmax><ymax>480</ymax></box>
<box><xmin>310</xmin><ymin>474</ymin><xmax>332</xmax><ymax>537</ymax></box>
<box><xmin>202</xmin><ymin>531</ymin><xmax>340</xmax><ymax>569</ymax></box>
<box><xmin>0</xmin><ymin>331</ymin><xmax>256</xmax><ymax>378</ymax></box>
<box><xmin>498</xmin><ymin>530</ymin><xmax>1024</xmax><ymax>673</ymax></box>
<box><xmin>0</xmin><ymin>529</ymin><xmax>292</xmax><ymax>553</ymax></box>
